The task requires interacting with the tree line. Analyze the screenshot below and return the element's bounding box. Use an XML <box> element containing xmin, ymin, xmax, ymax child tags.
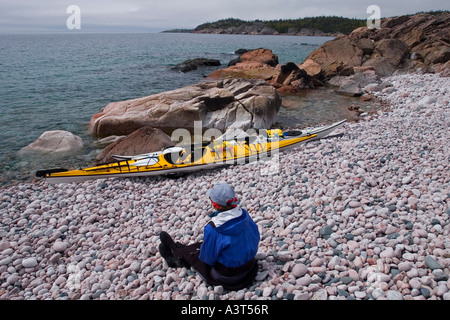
<box><xmin>191</xmin><ymin>11</ymin><xmax>449</xmax><ymax>35</ymax></box>
<box><xmin>194</xmin><ymin>16</ymin><xmax>367</xmax><ymax>34</ymax></box>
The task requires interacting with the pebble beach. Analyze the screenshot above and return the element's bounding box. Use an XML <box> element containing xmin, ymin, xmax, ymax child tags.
<box><xmin>0</xmin><ymin>73</ymin><xmax>449</xmax><ymax>300</ymax></box>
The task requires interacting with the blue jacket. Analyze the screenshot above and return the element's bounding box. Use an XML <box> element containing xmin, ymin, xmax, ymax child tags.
<box><xmin>199</xmin><ymin>208</ymin><xmax>260</xmax><ymax>268</ymax></box>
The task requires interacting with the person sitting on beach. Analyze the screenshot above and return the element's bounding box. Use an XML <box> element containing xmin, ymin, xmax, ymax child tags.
<box><xmin>159</xmin><ymin>182</ymin><xmax>260</xmax><ymax>290</ymax></box>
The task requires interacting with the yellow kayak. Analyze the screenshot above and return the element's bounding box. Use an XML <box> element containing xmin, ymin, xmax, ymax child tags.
<box><xmin>36</xmin><ymin>120</ymin><xmax>346</xmax><ymax>183</ymax></box>
<box><xmin>36</xmin><ymin>134</ymin><xmax>314</xmax><ymax>183</ymax></box>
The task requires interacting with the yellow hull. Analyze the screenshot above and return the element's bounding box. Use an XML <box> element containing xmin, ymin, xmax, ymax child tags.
<box><xmin>40</xmin><ymin>134</ymin><xmax>316</xmax><ymax>183</ymax></box>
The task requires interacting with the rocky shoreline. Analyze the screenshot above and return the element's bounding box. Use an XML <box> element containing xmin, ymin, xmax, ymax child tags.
<box><xmin>163</xmin><ymin>16</ymin><xmax>367</xmax><ymax>37</ymax></box>
<box><xmin>190</xmin><ymin>25</ymin><xmax>342</xmax><ymax>37</ymax></box>
<box><xmin>1</xmin><ymin>72</ymin><xmax>448</xmax><ymax>300</ymax></box>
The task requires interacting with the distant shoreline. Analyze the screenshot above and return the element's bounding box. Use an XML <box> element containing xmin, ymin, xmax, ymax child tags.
<box><xmin>162</xmin><ymin>29</ymin><xmax>341</xmax><ymax>37</ymax></box>
<box><xmin>163</xmin><ymin>10</ymin><xmax>448</xmax><ymax>37</ymax></box>
<box><xmin>162</xmin><ymin>16</ymin><xmax>366</xmax><ymax>37</ymax></box>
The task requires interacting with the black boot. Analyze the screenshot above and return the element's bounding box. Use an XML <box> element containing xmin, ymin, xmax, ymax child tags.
<box><xmin>160</xmin><ymin>231</ymin><xmax>178</xmax><ymax>250</ymax></box>
<box><xmin>158</xmin><ymin>243</ymin><xmax>185</xmax><ymax>268</ymax></box>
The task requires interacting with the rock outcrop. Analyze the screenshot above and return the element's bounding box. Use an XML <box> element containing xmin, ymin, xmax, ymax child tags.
<box><xmin>95</xmin><ymin>126</ymin><xmax>175</xmax><ymax>164</ymax></box>
<box><xmin>209</xmin><ymin>48</ymin><xmax>279</xmax><ymax>80</ymax></box>
<box><xmin>302</xmin><ymin>12</ymin><xmax>450</xmax><ymax>79</ymax></box>
<box><xmin>209</xmin><ymin>49</ymin><xmax>317</xmax><ymax>93</ymax></box>
<box><xmin>171</xmin><ymin>58</ymin><xmax>221</xmax><ymax>73</ymax></box>
<box><xmin>362</xmin><ymin>39</ymin><xmax>410</xmax><ymax>76</ymax></box>
<box><xmin>20</xmin><ymin>130</ymin><xmax>84</xmax><ymax>155</ymax></box>
<box><xmin>89</xmin><ymin>79</ymin><xmax>281</xmax><ymax>137</ymax></box>
<box><xmin>301</xmin><ymin>36</ymin><xmax>365</xmax><ymax>80</ymax></box>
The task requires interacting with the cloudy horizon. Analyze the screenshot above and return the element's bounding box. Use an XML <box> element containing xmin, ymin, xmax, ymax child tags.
<box><xmin>1</xmin><ymin>0</ymin><xmax>449</xmax><ymax>33</ymax></box>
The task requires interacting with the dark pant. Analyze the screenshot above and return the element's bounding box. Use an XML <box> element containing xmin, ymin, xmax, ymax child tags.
<box><xmin>172</xmin><ymin>242</ymin><xmax>220</xmax><ymax>286</ymax></box>
<box><xmin>172</xmin><ymin>242</ymin><xmax>258</xmax><ymax>291</ymax></box>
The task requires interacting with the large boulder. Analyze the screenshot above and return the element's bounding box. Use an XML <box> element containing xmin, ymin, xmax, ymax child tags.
<box><xmin>209</xmin><ymin>48</ymin><xmax>279</xmax><ymax>80</ymax></box>
<box><xmin>95</xmin><ymin>126</ymin><xmax>174</xmax><ymax>164</ymax></box>
<box><xmin>301</xmin><ymin>36</ymin><xmax>364</xmax><ymax>80</ymax></box>
<box><xmin>239</xmin><ymin>48</ymin><xmax>279</xmax><ymax>66</ymax></box>
<box><xmin>89</xmin><ymin>79</ymin><xmax>281</xmax><ymax>137</ymax></box>
<box><xmin>20</xmin><ymin>130</ymin><xmax>84</xmax><ymax>155</ymax></box>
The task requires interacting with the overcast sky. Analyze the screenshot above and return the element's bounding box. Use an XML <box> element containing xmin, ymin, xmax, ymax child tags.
<box><xmin>1</xmin><ymin>0</ymin><xmax>449</xmax><ymax>33</ymax></box>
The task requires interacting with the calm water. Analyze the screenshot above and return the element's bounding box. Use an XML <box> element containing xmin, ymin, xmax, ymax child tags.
<box><xmin>0</xmin><ymin>32</ymin><xmax>373</xmax><ymax>186</ymax></box>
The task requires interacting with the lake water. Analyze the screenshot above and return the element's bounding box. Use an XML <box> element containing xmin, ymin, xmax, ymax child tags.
<box><xmin>0</xmin><ymin>32</ymin><xmax>376</xmax><ymax>186</ymax></box>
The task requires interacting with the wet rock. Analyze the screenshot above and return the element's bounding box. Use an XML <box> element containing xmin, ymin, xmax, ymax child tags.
<box><xmin>171</xmin><ymin>58</ymin><xmax>221</xmax><ymax>72</ymax></box>
<box><xmin>20</xmin><ymin>130</ymin><xmax>84</xmax><ymax>155</ymax></box>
